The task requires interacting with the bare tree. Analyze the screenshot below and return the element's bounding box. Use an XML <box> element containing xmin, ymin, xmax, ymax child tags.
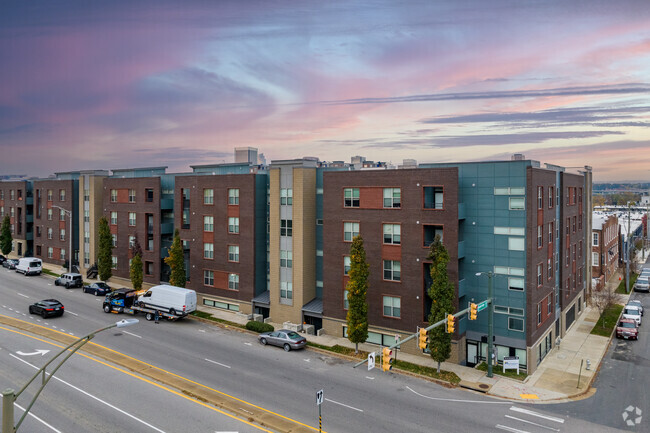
<box><xmin>590</xmin><ymin>283</ymin><xmax>618</xmax><ymax>329</ymax></box>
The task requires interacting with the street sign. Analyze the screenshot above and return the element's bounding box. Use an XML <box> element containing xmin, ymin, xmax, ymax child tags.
<box><xmin>477</xmin><ymin>300</ymin><xmax>488</xmax><ymax>312</ymax></box>
<box><xmin>316</xmin><ymin>389</ymin><xmax>324</xmax><ymax>406</ymax></box>
<box><xmin>368</xmin><ymin>352</ymin><xmax>376</xmax><ymax>371</ymax></box>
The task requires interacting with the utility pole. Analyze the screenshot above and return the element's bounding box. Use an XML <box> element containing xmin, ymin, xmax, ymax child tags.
<box><xmin>626</xmin><ymin>202</ymin><xmax>631</xmax><ymax>294</ymax></box>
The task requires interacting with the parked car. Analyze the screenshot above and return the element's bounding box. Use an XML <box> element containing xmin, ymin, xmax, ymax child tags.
<box><xmin>54</xmin><ymin>273</ymin><xmax>83</xmax><ymax>289</ymax></box>
<box><xmin>29</xmin><ymin>299</ymin><xmax>64</xmax><ymax>318</ymax></box>
<box><xmin>634</xmin><ymin>280</ymin><xmax>650</xmax><ymax>293</ymax></box>
<box><xmin>83</xmin><ymin>282</ymin><xmax>111</xmax><ymax>296</ymax></box>
<box><xmin>623</xmin><ymin>305</ymin><xmax>642</xmax><ymax>326</ymax></box>
<box><xmin>258</xmin><ymin>329</ymin><xmax>307</xmax><ymax>351</ymax></box>
<box><xmin>616</xmin><ymin>318</ymin><xmax>639</xmax><ymax>340</ymax></box>
<box><xmin>136</xmin><ymin>284</ymin><xmax>197</xmax><ymax>317</ymax></box>
<box><xmin>3</xmin><ymin>259</ymin><xmax>18</xmax><ymax>269</ymax></box>
<box><xmin>0</xmin><ymin>254</ymin><xmax>6</xmax><ymax>264</ymax></box>
<box><xmin>16</xmin><ymin>257</ymin><xmax>42</xmax><ymax>276</ymax></box>
<box><xmin>627</xmin><ymin>300</ymin><xmax>644</xmax><ymax>316</ymax></box>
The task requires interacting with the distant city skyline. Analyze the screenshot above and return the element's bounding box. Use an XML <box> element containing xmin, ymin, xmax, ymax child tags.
<box><xmin>1</xmin><ymin>0</ymin><xmax>649</xmax><ymax>181</ymax></box>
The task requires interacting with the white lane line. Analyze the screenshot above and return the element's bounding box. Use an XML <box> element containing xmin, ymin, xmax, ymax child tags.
<box><xmin>66</xmin><ymin>311</ymin><xmax>79</xmax><ymax>316</ymax></box>
<box><xmin>17</xmin><ymin>293</ymin><xmax>30</xmax><ymax>298</ymax></box>
<box><xmin>14</xmin><ymin>402</ymin><xmax>62</xmax><ymax>432</ymax></box>
<box><xmin>407</xmin><ymin>386</ymin><xmax>511</xmax><ymax>404</ymax></box>
<box><xmin>11</xmin><ymin>354</ymin><xmax>166</xmax><ymax>432</ymax></box>
<box><xmin>199</xmin><ymin>329</ymin><xmax>206</xmax><ymax>333</ymax></box>
<box><xmin>205</xmin><ymin>358</ymin><xmax>231</xmax><ymax>369</ymax></box>
<box><xmin>303</xmin><ymin>358</ymin><xmax>310</xmax><ymax>362</ymax></box>
<box><xmin>123</xmin><ymin>331</ymin><xmax>142</xmax><ymax>339</ymax></box>
<box><xmin>60</xmin><ymin>329</ymin><xmax>65</xmax><ymax>333</ymax></box>
<box><xmin>509</xmin><ymin>406</ymin><xmax>565</xmax><ymax>423</ymax></box>
<box><xmin>496</xmin><ymin>425</ymin><xmax>529</xmax><ymax>433</ymax></box>
<box><xmin>504</xmin><ymin>415</ymin><xmax>560</xmax><ymax>431</ymax></box>
<box><xmin>365</xmin><ymin>376</ymin><xmax>375</xmax><ymax>380</ymax></box>
<box><xmin>324</xmin><ymin>398</ymin><xmax>363</xmax><ymax>412</ymax></box>
<box><xmin>244</xmin><ymin>342</ymin><xmax>252</xmax><ymax>346</ymax></box>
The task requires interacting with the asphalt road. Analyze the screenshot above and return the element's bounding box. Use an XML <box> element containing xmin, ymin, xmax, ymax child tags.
<box><xmin>0</xmin><ymin>268</ymin><xmax>624</xmax><ymax>432</ymax></box>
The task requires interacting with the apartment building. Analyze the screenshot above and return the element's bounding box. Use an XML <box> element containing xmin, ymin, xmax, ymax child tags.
<box><xmin>591</xmin><ymin>214</ymin><xmax>619</xmax><ymax>283</ymax></box>
<box><xmin>77</xmin><ymin>170</ymin><xmax>109</xmax><ymax>271</ymax></box>
<box><xmin>0</xmin><ymin>180</ymin><xmax>32</xmax><ymax>257</ymax></box>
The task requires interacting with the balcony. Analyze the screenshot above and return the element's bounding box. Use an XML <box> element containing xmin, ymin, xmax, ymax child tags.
<box><xmin>160</xmin><ymin>222</ymin><xmax>174</xmax><ymax>234</ymax></box>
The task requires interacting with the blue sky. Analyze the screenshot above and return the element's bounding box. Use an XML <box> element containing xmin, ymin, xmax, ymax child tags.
<box><xmin>1</xmin><ymin>0</ymin><xmax>649</xmax><ymax>181</ymax></box>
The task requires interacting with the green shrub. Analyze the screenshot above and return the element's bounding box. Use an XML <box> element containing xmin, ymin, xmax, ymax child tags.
<box><xmin>245</xmin><ymin>321</ymin><xmax>274</xmax><ymax>333</ymax></box>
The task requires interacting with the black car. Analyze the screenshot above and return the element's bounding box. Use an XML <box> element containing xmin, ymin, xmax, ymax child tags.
<box><xmin>0</xmin><ymin>254</ymin><xmax>6</xmax><ymax>264</ymax></box>
<box><xmin>3</xmin><ymin>259</ymin><xmax>18</xmax><ymax>269</ymax></box>
<box><xmin>83</xmin><ymin>282</ymin><xmax>111</xmax><ymax>296</ymax></box>
<box><xmin>29</xmin><ymin>299</ymin><xmax>64</xmax><ymax>318</ymax></box>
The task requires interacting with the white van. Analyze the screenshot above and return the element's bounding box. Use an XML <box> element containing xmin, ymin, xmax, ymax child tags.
<box><xmin>137</xmin><ymin>284</ymin><xmax>197</xmax><ymax>317</ymax></box>
<box><xmin>16</xmin><ymin>257</ymin><xmax>42</xmax><ymax>276</ymax></box>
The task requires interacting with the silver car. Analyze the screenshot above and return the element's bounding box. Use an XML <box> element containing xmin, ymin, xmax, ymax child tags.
<box><xmin>258</xmin><ymin>329</ymin><xmax>307</xmax><ymax>351</ymax></box>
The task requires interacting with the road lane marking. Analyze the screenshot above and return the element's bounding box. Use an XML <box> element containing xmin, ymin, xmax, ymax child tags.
<box><xmin>324</xmin><ymin>398</ymin><xmax>363</xmax><ymax>412</ymax></box>
<box><xmin>16</xmin><ymin>349</ymin><xmax>50</xmax><ymax>356</ymax></box>
<box><xmin>14</xmin><ymin>402</ymin><xmax>62</xmax><ymax>432</ymax></box>
<box><xmin>496</xmin><ymin>425</ymin><xmax>529</xmax><ymax>433</ymax></box>
<box><xmin>205</xmin><ymin>358</ymin><xmax>231</xmax><ymax>368</ymax></box>
<box><xmin>66</xmin><ymin>311</ymin><xmax>79</xmax><ymax>316</ymax></box>
<box><xmin>365</xmin><ymin>376</ymin><xmax>375</xmax><ymax>380</ymax></box>
<box><xmin>509</xmin><ymin>407</ymin><xmax>564</xmax><ymax>423</ymax></box>
<box><xmin>17</xmin><ymin>293</ymin><xmax>30</xmax><ymax>298</ymax></box>
<box><xmin>11</xmin><ymin>354</ymin><xmax>166</xmax><ymax>432</ymax></box>
<box><xmin>504</xmin><ymin>415</ymin><xmax>560</xmax><ymax>431</ymax></box>
<box><xmin>123</xmin><ymin>331</ymin><xmax>142</xmax><ymax>338</ymax></box>
<box><xmin>244</xmin><ymin>342</ymin><xmax>252</xmax><ymax>346</ymax></box>
<box><xmin>407</xmin><ymin>386</ymin><xmax>511</xmax><ymax>404</ymax></box>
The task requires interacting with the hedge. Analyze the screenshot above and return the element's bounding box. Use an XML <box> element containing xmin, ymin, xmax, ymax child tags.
<box><xmin>245</xmin><ymin>321</ymin><xmax>274</xmax><ymax>333</ymax></box>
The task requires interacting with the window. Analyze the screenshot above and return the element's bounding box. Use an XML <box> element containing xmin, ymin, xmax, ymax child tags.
<box><xmin>592</xmin><ymin>232</ymin><xmax>599</xmax><ymax>246</ymax></box>
<box><xmin>566</xmin><ymin>247</ymin><xmax>570</xmax><ymax>266</ymax></box>
<box><xmin>59</xmin><ymin>209</ymin><xmax>66</xmax><ymax>221</ymax></box>
<box><xmin>84</xmin><ymin>252</ymin><xmax>89</xmax><ymax>265</ymax></box>
<box><xmin>47</xmin><ymin>208</ymin><xmax>52</xmax><ymax>221</ymax></box>
<box><xmin>578</xmin><ymin>216</ymin><xmax>582</xmax><ymax>231</ymax></box>
<box><xmin>383</xmin><ymin>296</ymin><xmax>401</xmax><ymax>318</ymax></box>
<box><xmin>204</xmin><ymin>270</ymin><xmax>214</xmax><ymax>286</ymax></box>
<box><xmin>579</xmin><ymin>240</ymin><xmax>583</xmax><ymax>258</ymax></box>
<box><xmin>344</xmin><ymin>188</ymin><xmax>359</xmax><ymax>207</ymax></box>
<box><xmin>280</xmin><ymin>188</ymin><xmax>292</xmax><ymax>205</ymax></box>
<box><xmin>111</xmin><ymin>234</ymin><xmax>117</xmax><ymax>247</ymax></box>
<box><xmin>10</xmin><ymin>190</ymin><xmax>15</xmax><ymax>200</ymax></box>
<box><xmin>383</xmin><ymin>188</ymin><xmax>401</xmax><ymax>208</ymax></box>
<box><xmin>111</xmin><ymin>256</ymin><xmax>117</xmax><ymax>269</ymax></box>
<box><xmin>128</xmin><ymin>212</ymin><xmax>136</xmax><ymax>226</ymax></box>
<box><xmin>60</xmin><ymin>229</ymin><xmax>66</xmax><ymax>241</ymax></box>
<box><xmin>280</xmin><ymin>219</ymin><xmax>292</xmax><ymax>236</ymax></box>
<box><xmin>509</xmin><ymin>197</ymin><xmax>525</xmax><ymax>210</ymax></box>
<box><xmin>204</xmin><ymin>215</ymin><xmax>214</xmax><ymax>232</ymax></box>
<box><xmin>572</xmin><ymin>216</ymin><xmax>576</xmax><ymax>233</ymax></box>
<box><xmin>508</xmin><ymin>278</ymin><xmax>524</xmax><ymax>291</ymax></box>
<box><xmin>84</xmin><ymin>210</ymin><xmax>90</xmax><ymax>222</ymax></box>
<box><xmin>47</xmin><ymin>189</ymin><xmax>53</xmax><ymax>201</ymax></box>
<box><xmin>383</xmin><ymin>260</ymin><xmax>401</xmax><ymax>281</ymax></box>
<box><xmin>280</xmin><ymin>250</ymin><xmax>292</xmax><ymax>268</ymax></box>
<box><xmin>146</xmin><ymin>188</ymin><xmax>154</xmax><ymax>202</ymax></box>
<box><xmin>228</xmin><ymin>188</ymin><xmax>239</xmax><ymax>205</ymax></box>
<box><xmin>110</xmin><ymin>189</ymin><xmax>117</xmax><ymax>202</ymax></box>
<box><xmin>36</xmin><ymin>226</ymin><xmax>42</xmax><ymax>237</ymax></box>
<box><xmin>566</xmin><ymin>217</ymin><xmax>570</xmax><ymax>235</ymax></box>
<box><xmin>129</xmin><ymin>236</ymin><xmax>135</xmax><ymax>248</ymax></box>
<box><xmin>47</xmin><ymin>247</ymin><xmax>53</xmax><ymax>259</ymax></box>
<box><xmin>508</xmin><ymin>237</ymin><xmax>525</xmax><ymax>251</ymax></box>
<box><xmin>383</xmin><ymin>224</ymin><xmax>401</xmax><ymax>245</ymax></box>
<box><xmin>59</xmin><ymin>189</ymin><xmax>66</xmax><ymax>201</ymax></box>
<box><xmin>146</xmin><ymin>261</ymin><xmax>153</xmax><ymax>275</ymax></box>
<box><xmin>60</xmin><ymin>249</ymin><xmax>66</xmax><ymax>261</ymax></box>
<box><xmin>537</xmin><ymin>186</ymin><xmax>543</xmax><ymax>209</ymax></box>
<box><xmin>548</xmin><ymin>258</ymin><xmax>553</xmax><ymax>279</ymax></box>
<box><xmin>343</xmin><ymin>256</ymin><xmax>351</xmax><ymax>275</ymax></box>
<box><xmin>204</xmin><ymin>189</ymin><xmax>214</xmax><ymax>205</ymax></box>
<box><xmin>228</xmin><ymin>245</ymin><xmax>239</xmax><ymax>262</ymax></box>
<box><xmin>228</xmin><ymin>273</ymin><xmax>239</xmax><ymax>290</ymax></box>
<box><xmin>547</xmin><ymin>295</ymin><xmax>552</xmax><ymax>315</ymax></box>
<box><xmin>228</xmin><ymin>217</ymin><xmax>240</xmax><ymax>234</ymax></box>
<box><xmin>424</xmin><ymin>225</ymin><xmax>443</xmax><ymax>246</ymax></box>
<box><xmin>537</xmin><ymin>264</ymin><xmax>542</xmax><ymax>286</ymax></box>
<box><xmin>508</xmin><ymin>317</ymin><xmax>524</xmax><ymax>332</ymax></box>
<box><xmin>548</xmin><ymin>186</ymin><xmax>554</xmax><ymax>208</ymax></box>
<box><xmin>423</xmin><ymin>186</ymin><xmax>443</xmax><ymax>209</ymax></box>
<box><xmin>280</xmin><ymin>281</ymin><xmax>293</xmax><ymax>300</ymax></box>
<box><xmin>548</xmin><ymin>223</ymin><xmax>553</xmax><ymax>245</ymax></box>
<box><xmin>84</xmin><ymin>189</ymin><xmax>90</xmax><ymax>202</ymax></box>
<box><xmin>537</xmin><ymin>225</ymin><xmax>543</xmax><ymax>248</ymax></box>
<box><xmin>343</xmin><ymin>289</ymin><xmax>349</xmax><ymax>310</ymax></box>
<box><xmin>592</xmin><ymin>252</ymin><xmax>599</xmax><ymax>266</ymax></box>
<box><xmin>129</xmin><ymin>189</ymin><xmax>136</xmax><ymax>203</ymax></box>
<box><xmin>110</xmin><ymin>211</ymin><xmax>117</xmax><ymax>225</ymax></box>
<box><xmin>343</xmin><ymin>222</ymin><xmax>359</xmax><ymax>241</ymax></box>
<box><xmin>47</xmin><ymin>228</ymin><xmax>53</xmax><ymax>239</ymax></box>
<box><xmin>204</xmin><ymin>243</ymin><xmax>214</xmax><ymax>259</ymax></box>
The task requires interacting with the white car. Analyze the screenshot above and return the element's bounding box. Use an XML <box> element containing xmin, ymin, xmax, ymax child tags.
<box><xmin>623</xmin><ymin>305</ymin><xmax>642</xmax><ymax>327</ymax></box>
<box><xmin>627</xmin><ymin>300</ymin><xmax>644</xmax><ymax>316</ymax></box>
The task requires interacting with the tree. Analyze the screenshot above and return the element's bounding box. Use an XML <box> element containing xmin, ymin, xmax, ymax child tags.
<box><xmin>590</xmin><ymin>283</ymin><xmax>618</xmax><ymax>329</ymax></box>
<box><xmin>346</xmin><ymin>235</ymin><xmax>369</xmax><ymax>354</ymax></box>
<box><xmin>0</xmin><ymin>215</ymin><xmax>12</xmax><ymax>255</ymax></box>
<box><xmin>426</xmin><ymin>235</ymin><xmax>454</xmax><ymax>373</ymax></box>
<box><xmin>130</xmin><ymin>234</ymin><xmax>143</xmax><ymax>291</ymax></box>
<box><xmin>97</xmin><ymin>216</ymin><xmax>113</xmax><ymax>281</ymax></box>
<box><xmin>164</xmin><ymin>229</ymin><xmax>186</xmax><ymax>287</ymax></box>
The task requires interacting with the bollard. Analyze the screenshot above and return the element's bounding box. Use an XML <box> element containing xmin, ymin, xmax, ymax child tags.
<box><xmin>586</xmin><ymin>359</ymin><xmax>591</xmax><ymax>370</ymax></box>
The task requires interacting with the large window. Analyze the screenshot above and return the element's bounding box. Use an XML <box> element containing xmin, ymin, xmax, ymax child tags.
<box><xmin>343</xmin><ymin>290</ymin><xmax>349</xmax><ymax>310</ymax></box>
<box><xmin>280</xmin><ymin>188</ymin><xmax>292</xmax><ymax>205</ymax></box>
<box><xmin>537</xmin><ymin>186</ymin><xmax>543</xmax><ymax>209</ymax></box>
<box><xmin>47</xmin><ymin>208</ymin><xmax>52</xmax><ymax>221</ymax></box>
<box><xmin>592</xmin><ymin>232</ymin><xmax>599</xmax><ymax>246</ymax></box>
<box><xmin>129</xmin><ymin>189</ymin><xmax>136</xmax><ymax>203</ymax></box>
<box><xmin>343</xmin><ymin>222</ymin><xmax>359</xmax><ymax>241</ymax></box>
<box><xmin>204</xmin><ymin>270</ymin><xmax>214</xmax><ymax>286</ymax></box>
<box><xmin>344</xmin><ymin>188</ymin><xmax>359</xmax><ymax>208</ymax></box>
<box><xmin>228</xmin><ymin>217</ymin><xmax>240</xmax><ymax>234</ymax></box>
<box><xmin>343</xmin><ymin>256</ymin><xmax>351</xmax><ymax>275</ymax></box>
<box><xmin>111</xmin><ymin>256</ymin><xmax>118</xmax><ymax>269</ymax></box>
<box><xmin>204</xmin><ymin>243</ymin><xmax>214</xmax><ymax>259</ymax></box>
<box><xmin>383</xmin><ymin>260</ymin><xmax>401</xmax><ymax>281</ymax></box>
<box><xmin>204</xmin><ymin>215</ymin><xmax>214</xmax><ymax>232</ymax></box>
<box><xmin>537</xmin><ymin>225</ymin><xmax>543</xmax><ymax>248</ymax></box>
<box><xmin>47</xmin><ymin>189</ymin><xmax>53</xmax><ymax>201</ymax></box>
<box><xmin>110</xmin><ymin>189</ymin><xmax>117</xmax><ymax>202</ymax></box>
<box><xmin>509</xmin><ymin>197</ymin><xmax>525</xmax><ymax>210</ymax></box>
<box><xmin>508</xmin><ymin>317</ymin><xmax>524</xmax><ymax>332</ymax></box>
<box><xmin>280</xmin><ymin>250</ymin><xmax>293</xmax><ymax>268</ymax></box>
<box><xmin>228</xmin><ymin>245</ymin><xmax>239</xmax><ymax>262</ymax></box>
<box><xmin>383</xmin><ymin>296</ymin><xmax>401</xmax><ymax>318</ymax></box>
<box><xmin>548</xmin><ymin>186</ymin><xmax>554</xmax><ymax>208</ymax></box>
<box><xmin>204</xmin><ymin>189</ymin><xmax>214</xmax><ymax>205</ymax></box>
<box><xmin>383</xmin><ymin>224</ymin><xmax>401</xmax><ymax>245</ymax></box>
<box><xmin>280</xmin><ymin>219</ymin><xmax>292</xmax><ymax>236</ymax></box>
<box><xmin>60</xmin><ymin>229</ymin><xmax>66</xmax><ymax>241</ymax></box>
<box><xmin>59</xmin><ymin>209</ymin><xmax>66</xmax><ymax>221</ymax></box>
<box><xmin>508</xmin><ymin>237</ymin><xmax>525</xmax><ymax>251</ymax></box>
<box><xmin>228</xmin><ymin>273</ymin><xmax>239</xmax><ymax>290</ymax></box>
<box><xmin>383</xmin><ymin>188</ymin><xmax>401</xmax><ymax>208</ymax></box>
<box><xmin>128</xmin><ymin>212</ymin><xmax>136</xmax><ymax>226</ymax></box>
<box><xmin>47</xmin><ymin>228</ymin><xmax>53</xmax><ymax>239</ymax></box>
<box><xmin>110</xmin><ymin>211</ymin><xmax>117</xmax><ymax>225</ymax></box>
<box><xmin>228</xmin><ymin>188</ymin><xmax>239</xmax><ymax>205</ymax></box>
<box><xmin>592</xmin><ymin>252</ymin><xmax>599</xmax><ymax>266</ymax></box>
<box><xmin>59</xmin><ymin>189</ymin><xmax>66</xmax><ymax>201</ymax></box>
<box><xmin>280</xmin><ymin>281</ymin><xmax>293</xmax><ymax>300</ymax></box>
<box><xmin>423</xmin><ymin>186</ymin><xmax>443</xmax><ymax>209</ymax></box>
<box><xmin>111</xmin><ymin>233</ymin><xmax>117</xmax><ymax>247</ymax></box>
<box><xmin>537</xmin><ymin>264</ymin><xmax>542</xmax><ymax>287</ymax></box>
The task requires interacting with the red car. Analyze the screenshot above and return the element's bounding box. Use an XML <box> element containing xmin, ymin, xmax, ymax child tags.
<box><xmin>616</xmin><ymin>318</ymin><xmax>639</xmax><ymax>340</ymax></box>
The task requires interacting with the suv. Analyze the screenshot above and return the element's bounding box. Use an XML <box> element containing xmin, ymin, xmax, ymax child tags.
<box><xmin>54</xmin><ymin>273</ymin><xmax>83</xmax><ymax>289</ymax></box>
<box><xmin>616</xmin><ymin>318</ymin><xmax>638</xmax><ymax>340</ymax></box>
<box><xmin>623</xmin><ymin>305</ymin><xmax>642</xmax><ymax>327</ymax></box>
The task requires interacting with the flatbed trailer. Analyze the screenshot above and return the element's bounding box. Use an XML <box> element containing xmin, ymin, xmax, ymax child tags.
<box><xmin>104</xmin><ymin>303</ymin><xmax>182</xmax><ymax>321</ymax></box>
<box><xmin>102</xmin><ymin>288</ymin><xmax>185</xmax><ymax>321</ymax></box>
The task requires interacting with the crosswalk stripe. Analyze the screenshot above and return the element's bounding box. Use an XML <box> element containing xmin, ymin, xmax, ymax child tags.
<box><xmin>510</xmin><ymin>406</ymin><xmax>565</xmax><ymax>423</ymax></box>
<box><xmin>496</xmin><ymin>424</ymin><xmax>529</xmax><ymax>433</ymax></box>
<box><xmin>505</xmin><ymin>415</ymin><xmax>561</xmax><ymax>431</ymax></box>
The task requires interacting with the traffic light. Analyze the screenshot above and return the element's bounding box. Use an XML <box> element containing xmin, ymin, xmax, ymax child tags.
<box><xmin>446</xmin><ymin>314</ymin><xmax>455</xmax><ymax>333</ymax></box>
<box><xmin>418</xmin><ymin>327</ymin><xmax>428</xmax><ymax>350</ymax></box>
<box><xmin>382</xmin><ymin>347</ymin><xmax>393</xmax><ymax>371</ymax></box>
<box><xmin>470</xmin><ymin>303</ymin><xmax>478</xmax><ymax>320</ymax></box>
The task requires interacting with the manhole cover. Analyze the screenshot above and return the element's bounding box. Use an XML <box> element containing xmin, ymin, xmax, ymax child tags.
<box><xmin>479</xmin><ymin>384</ymin><xmax>490</xmax><ymax>389</ymax></box>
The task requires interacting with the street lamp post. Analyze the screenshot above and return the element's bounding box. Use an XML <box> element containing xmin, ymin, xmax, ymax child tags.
<box><xmin>51</xmin><ymin>205</ymin><xmax>72</xmax><ymax>274</ymax></box>
<box><xmin>626</xmin><ymin>202</ymin><xmax>632</xmax><ymax>294</ymax></box>
<box><xmin>476</xmin><ymin>271</ymin><xmax>494</xmax><ymax>378</ymax></box>
<box><xmin>2</xmin><ymin>319</ymin><xmax>138</xmax><ymax>433</ymax></box>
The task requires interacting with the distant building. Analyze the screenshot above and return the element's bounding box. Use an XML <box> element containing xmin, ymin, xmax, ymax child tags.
<box><xmin>235</xmin><ymin>147</ymin><xmax>258</xmax><ymax>165</ymax></box>
<box><xmin>591</xmin><ymin>213</ymin><xmax>619</xmax><ymax>283</ymax></box>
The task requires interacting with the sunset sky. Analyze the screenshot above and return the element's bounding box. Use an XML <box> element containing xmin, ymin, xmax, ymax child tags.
<box><xmin>1</xmin><ymin>0</ymin><xmax>649</xmax><ymax>181</ymax></box>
